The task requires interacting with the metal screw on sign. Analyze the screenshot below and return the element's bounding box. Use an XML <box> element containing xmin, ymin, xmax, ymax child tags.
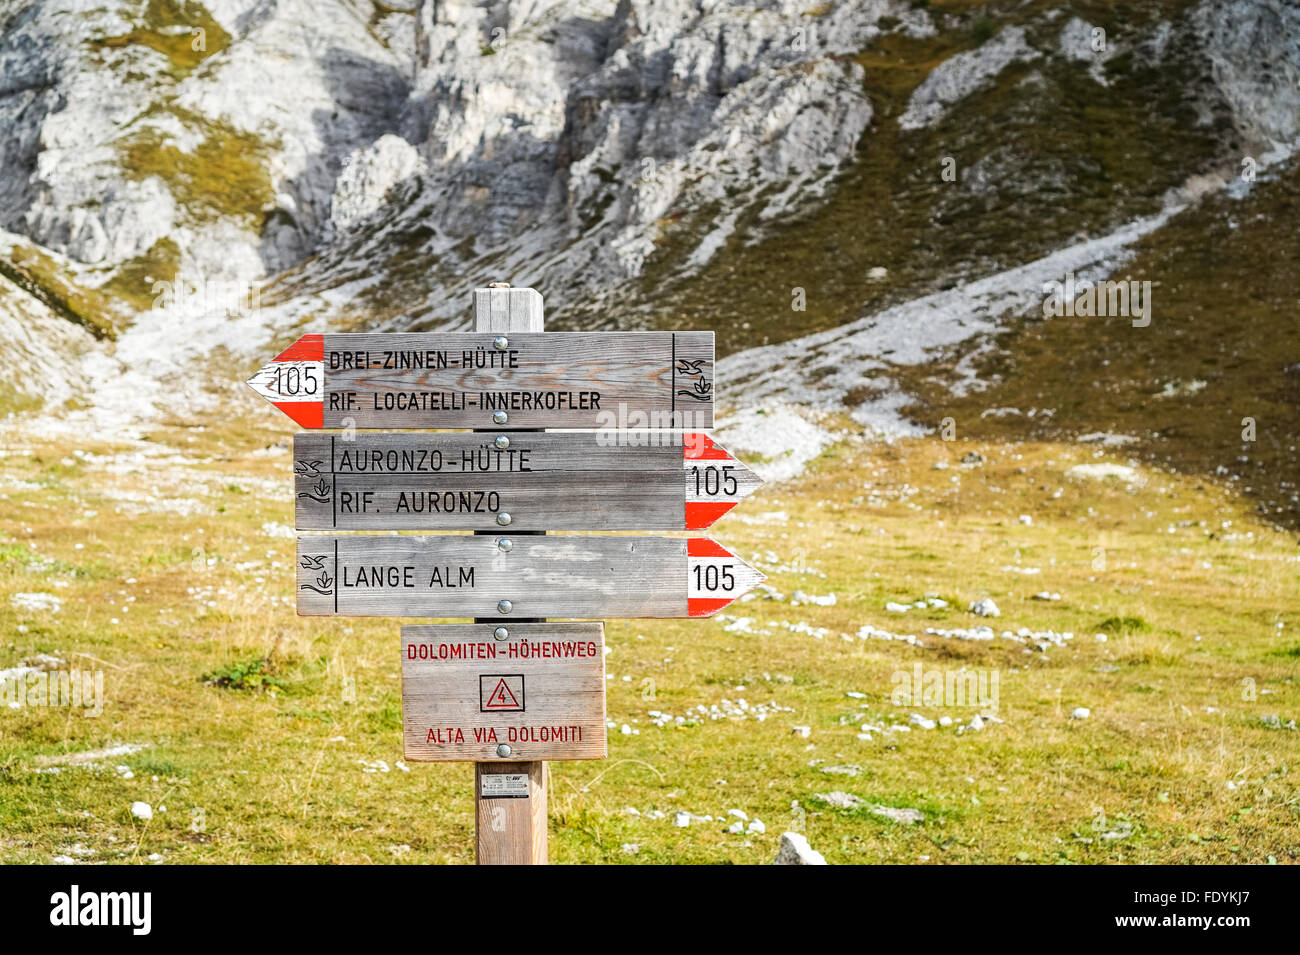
<box><xmin>497</xmin><ymin>599</ymin><xmax>512</xmax><ymax>614</ymax></box>
<box><xmin>493</xmin><ymin>411</ymin><xmax>508</xmax><ymax>425</ymax></box>
<box><xmin>497</xmin><ymin>538</ymin><xmax>513</xmax><ymax>552</ymax></box>
<box><xmin>494</xmin><ymin>435</ymin><xmax>510</xmax><ymax>449</ymax></box>
<box><xmin>496</xmin><ymin>744</ymin><xmax>511</xmax><ymax>758</ymax></box>
<box><xmin>496</xmin><ymin>512</ymin><xmax>512</xmax><ymax>526</ymax></box>
<box><xmin>494</xmin><ymin>627</ymin><xmax>509</xmax><ymax>641</ymax></box>
<box><xmin>493</xmin><ymin>336</ymin><xmax>509</xmax><ymax>351</ymax></box>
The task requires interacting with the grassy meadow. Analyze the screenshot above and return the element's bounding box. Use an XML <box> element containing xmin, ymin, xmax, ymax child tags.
<box><xmin>0</xmin><ymin>401</ymin><xmax>1296</xmax><ymax>864</ymax></box>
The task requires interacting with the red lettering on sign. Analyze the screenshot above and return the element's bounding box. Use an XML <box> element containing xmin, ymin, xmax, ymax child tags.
<box><xmin>484</xmin><ymin>678</ymin><xmax>521</xmax><ymax>710</ymax></box>
<box><xmin>425</xmin><ymin>727</ymin><xmax>465</xmax><ymax>744</ymax></box>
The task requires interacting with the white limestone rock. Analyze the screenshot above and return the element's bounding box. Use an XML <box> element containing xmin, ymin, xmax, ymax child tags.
<box><xmin>773</xmin><ymin>831</ymin><xmax>827</xmax><ymax>865</ymax></box>
<box><xmin>899</xmin><ymin>26</ymin><xmax>1039</xmax><ymax>130</ymax></box>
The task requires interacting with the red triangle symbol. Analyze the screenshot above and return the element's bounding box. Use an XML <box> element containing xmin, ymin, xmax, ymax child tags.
<box><xmin>485</xmin><ymin>678</ymin><xmax>520</xmax><ymax>709</ymax></box>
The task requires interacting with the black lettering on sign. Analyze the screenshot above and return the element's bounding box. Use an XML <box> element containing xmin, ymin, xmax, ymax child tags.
<box><xmin>691</xmin><ymin>465</ymin><xmax>739</xmax><ymax>496</ymax></box>
<box><xmin>396</xmin><ymin>491</ymin><xmax>500</xmax><ymax>514</ymax></box>
<box><xmin>692</xmin><ymin>563</ymin><xmax>736</xmax><ymax>591</ymax></box>
<box><xmin>343</xmin><ymin>565</ymin><xmax>416</xmax><ymax>588</ymax></box>
<box><xmin>338</xmin><ymin>448</ymin><xmax>444</xmax><ymax>473</ymax></box>
<box><xmin>427</xmin><ymin>566</ymin><xmax>475</xmax><ymax>588</ymax></box>
<box><xmin>339</xmin><ymin>490</ymin><xmax>374</xmax><ymax>513</ymax></box>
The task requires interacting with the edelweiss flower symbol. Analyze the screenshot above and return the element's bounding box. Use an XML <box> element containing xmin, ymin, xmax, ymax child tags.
<box><xmin>298</xmin><ymin>555</ymin><xmax>334</xmax><ymax>595</ymax></box>
<box><xmin>297</xmin><ymin>479</ymin><xmax>332</xmax><ymax>503</ymax></box>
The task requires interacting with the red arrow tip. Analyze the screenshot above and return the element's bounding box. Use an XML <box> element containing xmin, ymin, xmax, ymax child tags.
<box><xmin>685</xmin><ymin>501</ymin><xmax>738</xmax><ymax>529</ymax></box>
<box><xmin>275</xmin><ymin>401</ymin><xmax>323</xmax><ymax>428</ymax></box>
<box><xmin>686</xmin><ymin>538</ymin><xmax>765</xmax><ymax>616</ymax></box>
<box><xmin>276</xmin><ymin>334</ymin><xmax>324</xmax><ymax>362</ymax></box>
<box><xmin>683</xmin><ymin>432</ymin><xmax>734</xmax><ymax>461</ymax></box>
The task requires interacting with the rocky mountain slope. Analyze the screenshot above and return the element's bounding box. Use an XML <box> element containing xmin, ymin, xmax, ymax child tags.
<box><xmin>0</xmin><ymin>0</ymin><xmax>1297</xmax><ymax>518</ymax></box>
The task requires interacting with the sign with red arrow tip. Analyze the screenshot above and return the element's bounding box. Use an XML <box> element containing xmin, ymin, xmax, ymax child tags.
<box><xmin>292</xmin><ymin>431</ymin><xmax>762</xmax><ymax>531</ymax></box>
<box><xmin>247</xmin><ymin>331</ymin><xmax>714</xmax><ymax>430</ymax></box>
<box><xmin>295</xmin><ymin>535</ymin><xmax>765</xmax><ymax>618</ymax></box>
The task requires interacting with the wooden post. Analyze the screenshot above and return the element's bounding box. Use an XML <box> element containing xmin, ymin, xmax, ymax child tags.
<box><xmin>473</xmin><ymin>284</ymin><xmax>549</xmax><ymax>865</ymax></box>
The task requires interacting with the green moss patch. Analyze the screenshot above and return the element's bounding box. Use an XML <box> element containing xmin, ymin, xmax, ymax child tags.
<box><xmin>119</xmin><ymin>111</ymin><xmax>276</xmax><ymax>227</ymax></box>
<box><xmin>91</xmin><ymin>0</ymin><xmax>230</xmax><ymax>78</ymax></box>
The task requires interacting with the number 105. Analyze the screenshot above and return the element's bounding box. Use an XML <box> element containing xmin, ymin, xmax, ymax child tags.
<box><xmin>691</xmin><ymin>465</ymin><xmax>738</xmax><ymax>496</ymax></box>
<box><xmin>275</xmin><ymin>365</ymin><xmax>320</xmax><ymax>396</ymax></box>
<box><xmin>693</xmin><ymin>563</ymin><xmax>735</xmax><ymax>591</ymax></box>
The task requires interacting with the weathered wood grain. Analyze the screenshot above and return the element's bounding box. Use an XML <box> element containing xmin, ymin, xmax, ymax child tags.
<box><xmin>470</xmin><ymin>286</ymin><xmax>549</xmax><ymax>867</ymax></box>
<box><xmin>475</xmin><ymin>760</ymin><xmax>548</xmax><ymax>865</ymax></box>
<box><xmin>292</xmin><ymin>432</ymin><xmax>762</xmax><ymax>530</ymax></box>
<box><xmin>247</xmin><ymin>331</ymin><xmax>715</xmax><ymax>429</ymax></box>
<box><xmin>295</xmin><ymin>534</ymin><xmax>764</xmax><ymax>618</ymax></box>
<box><xmin>402</xmin><ymin>622</ymin><xmax>606</xmax><ymax>762</ymax></box>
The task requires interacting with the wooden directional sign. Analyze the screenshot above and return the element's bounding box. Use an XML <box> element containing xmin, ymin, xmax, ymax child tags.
<box><xmin>296</xmin><ymin>535</ymin><xmax>764</xmax><ymax>618</ymax></box>
<box><xmin>402</xmin><ymin>623</ymin><xmax>606</xmax><ymax>762</ymax></box>
<box><xmin>293</xmin><ymin>432</ymin><xmax>762</xmax><ymax>531</ymax></box>
<box><xmin>247</xmin><ymin>332</ymin><xmax>714</xmax><ymax>429</ymax></box>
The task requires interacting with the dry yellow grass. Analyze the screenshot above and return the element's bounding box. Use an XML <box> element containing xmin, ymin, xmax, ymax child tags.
<box><xmin>0</xmin><ymin>401</ymin><xmax>1295</xmax><ymax>864</ymax></box>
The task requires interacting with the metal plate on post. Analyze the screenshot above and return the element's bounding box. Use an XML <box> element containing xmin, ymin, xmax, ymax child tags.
<box><xmin>480</xmin><ymin>773</ymin><xmax>531</xmax><ymax>798</ymax></box>
<box><xmin>402</xmin><ymin>623</ymin><xmax>606</xmax><ymax>762</ymax></box>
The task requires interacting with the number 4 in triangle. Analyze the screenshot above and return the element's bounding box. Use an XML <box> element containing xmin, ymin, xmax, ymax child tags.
<box><xmin>480</xmin><ymin>674</ymin><xmax>525</xmax><ymax>712</ymax></box>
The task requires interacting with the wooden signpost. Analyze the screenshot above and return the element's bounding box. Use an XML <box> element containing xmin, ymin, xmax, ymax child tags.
<box><xmin>401</xmin><ymin>622</ymin><xmax>606</xmax><ymax>762</ymax></box>
<box><xmin>295</xmin><ymin>534</ymin><xmax>763</xmax><ymax>618</ymax></box>
<box><xmin>247</xmin><ymin>330</ymin><xmax>715</xmax><ymax>429</ymax></box>
<box><xmin>251</xmin><ymin>284</ymin><xmax>765</xmax><ymax>865</ymax></box>
<box><xmin>292</xmin><ymin>432</ymin><xmax>761</xmax><ymax>530</ymax></box>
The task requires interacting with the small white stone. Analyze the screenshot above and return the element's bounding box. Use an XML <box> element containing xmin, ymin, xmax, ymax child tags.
<box><xmin>727</xmin><ymin>808</ymin><xmax>748</xmax><ymax>821</ymax></box>
<box><xmin>909</xmin><ymin>713</ymin><xmax>936</xmax><ymax>730</ymax></box>
<box><xmin>870</xmin><ymin>805</ymin><xmax>924</xmax><ymax>824</ymax></box>
<box><xmin>969</xmin><ymin>598</ymin><xmax>1000</xmax><ymax>617</ymax></box>
<box><xmin>773</xmin><ymin>832</ymin><xmax>827</xmax><ymax>865</ymax></box>
<box><xmin>727</xmin><ymin>820</ymin><xmax>744</xmax><ymax>834</ymax></box>
<box><xmin>673</xmin><ymin>810</ymin><xmax>691</xmax><ymax>828</ymax></box>
<box><xmin>130</xmin><ymin>802</ymin><xmax>153</xmax><ymax>821</ymax></box>
<box><xmin>1019</xmin><ymin>514</ymin><xmax>1033</xmax><ymax>525</ymax></box>
<box><xmin>1070</xmin><ymin>707</ymin><xmax>1091</xmax><ymax>720</ymax></box>
<box><xmin>968</xmin><ymin>715</ymin><xmax>985</xmax><ymax>731</ymax></box>
<box><xmin>747</xmin><ymin>818</ymin><xmax>766</xmax><ymax>834</ymax></box>
<box><xmin>791</xmin><ymin>725</ymin><xmax>811</xmax><ymax>738</ymax></box>
<box><xmin>816</xmin><ymin>791</ymin><xmax>862</xmax><ymax>809</ymax></box>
